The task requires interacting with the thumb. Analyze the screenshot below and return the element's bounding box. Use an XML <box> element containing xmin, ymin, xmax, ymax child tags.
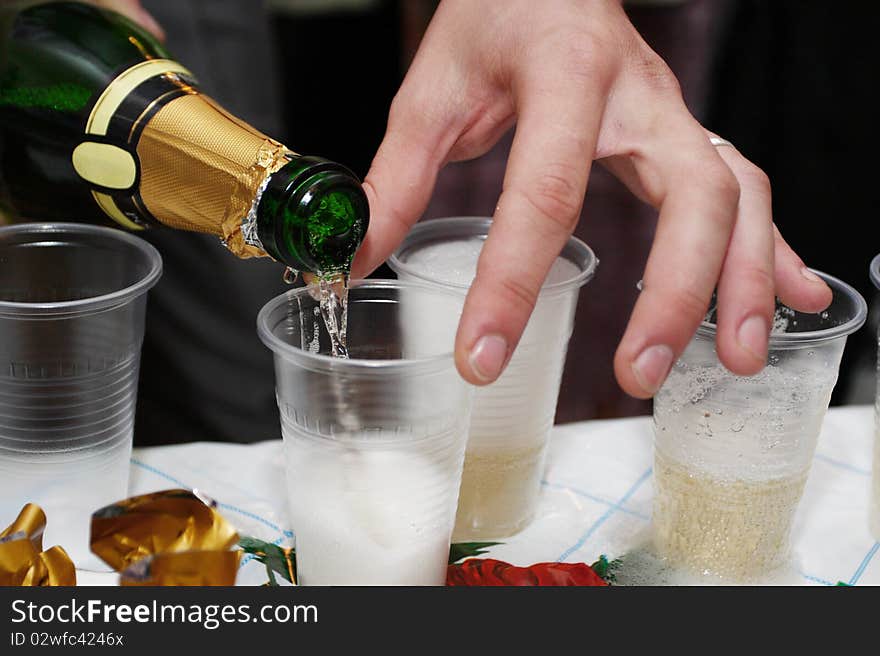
<box><xmin>351</xmin><ymin>90</ymin><xmax>457</xmax><ymax>279</ymax></box>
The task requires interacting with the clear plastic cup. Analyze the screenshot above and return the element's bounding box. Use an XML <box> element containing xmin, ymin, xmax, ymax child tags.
<box><xmin>0</xmin><ymin>223</ymin><xmax>161</xmax><ymax>568</ymax></box>
<box><xmin>257</xmin><ymin>279</ymin><xmax>473</xmax><ymax>585</ymax></box>
<box><xmin>870</xmin><ymin>254</ymin><xmax>880</xmax><ymax>540</ymax></box>
<box><xmin>388</xmin><ymin>217</ymin><xmax>597</xmax><ymax>540</ymax></box>
<box><xmin>652</xmin><ymin>270</ymin><xmax>867</xmax><ymax>581</ymax></box>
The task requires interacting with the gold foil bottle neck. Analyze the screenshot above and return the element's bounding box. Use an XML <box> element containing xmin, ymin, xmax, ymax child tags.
<box><xmin>78</xmin><ymin>58</ymin><xmax>296</xmax><ymax>257</ymax></box>
<box><xmin>136</xmin><ymin>94</ymin><xmax>294</xmax><ymax>258</ymax></box>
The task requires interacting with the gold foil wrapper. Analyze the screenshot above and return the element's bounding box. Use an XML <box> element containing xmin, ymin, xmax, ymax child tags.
<box><xmin>136</xmin><ymin>93</ymin><xmax>294</xmax><ymax>258</ymax></box>
<box><xmin>120</xmin><ymin>551</ymin><xmax>240</xmax><ymax>587</ymax></box>
<box><xmin>90</xmin><ymin>489</ymin><xmax>240</xmax><ymax>586</ymax></box>
<box><xmin>0</xmin><ymin>504</ymin><xmax>76</xmax><ymax>586</ymax></box>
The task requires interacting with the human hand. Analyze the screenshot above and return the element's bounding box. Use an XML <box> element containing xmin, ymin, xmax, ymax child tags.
<box><xmin>352</xmin><ymin>0</ymin><xmax>831</xmax><ymax>396</ymax></box>
<box><xmin>88</xmin><ymin>0</ymin><xmax>164</xmax><ymax>40</ymax></box>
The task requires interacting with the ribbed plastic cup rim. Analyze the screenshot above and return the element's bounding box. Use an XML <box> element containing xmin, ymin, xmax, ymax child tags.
<box><xmin>695</xmin><ymin>269</ymin><xmax>868</xmax><ymax>348</ymax></box>
<box><xmin>257</xmin><ymin>278</ymin><xmax>465</xmax><ymax>375</ymax></box>
<box><xmin>870</xmin><ymin>254</ymin><xmax>880</xmax><ymax>291</ymax></box>
<box><xmin>387</xmin><ymin>216</ymin><xmax>598</xmax><ymax>297</ymax></box>
<box><xmin>0</xmin><ymin>223</ymin><xmax>162</xmax><ymax>318</ymax></box>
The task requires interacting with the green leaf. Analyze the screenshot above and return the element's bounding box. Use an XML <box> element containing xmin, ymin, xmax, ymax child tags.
<box><xmin>590</xmin><ymin>554</ymin><xmax>622</xmax><ymax>583</ymax></box>
<box><xmin>239</xmin><ymin>536</ymin><xmax>296</xmax><ymax>585</ymax></box>
<box><xmin>448</xmin><ymin>542</ymin><xmax>502</xmax><ymax>565</ymax></box>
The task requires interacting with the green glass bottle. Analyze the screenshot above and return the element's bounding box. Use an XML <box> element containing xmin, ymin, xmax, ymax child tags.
<box><xmin>0</xmin><ymin>1</ymin><xmax>369</xmax><ymax>275</ymax></box>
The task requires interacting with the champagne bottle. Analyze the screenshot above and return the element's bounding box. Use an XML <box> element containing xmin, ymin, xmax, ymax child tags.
<box><xmin>0</xmin><ymin>1</ymin><xmax>369</xmax><ymax>275</ymax></box>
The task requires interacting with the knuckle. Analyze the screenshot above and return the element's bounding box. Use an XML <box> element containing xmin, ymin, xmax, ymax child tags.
<box><xmin>699</xmin><ymin>161</ymin><xmax>741</xmax><ymax>208</ymax></box>
<box><xmin>633</xmin><ymin>53</ymin><xmax>681</xmax><ymax>96</ymax></box>
<box><xmin>564</xmin><ymin>31</ymin><xmax>605</xmax><ymax>62</ymax></box>
<box><xmin>556</xmin><ymin>33</ymin><xmax>617</xmax><ymax>90</ymax></box>
<box><xmin>387</xmin><ymin>89</ymin><xmax>412</xmax><ymax>126</ymax></box>
<box><xmin>737</xmin><ymin>162</ymin><xmax>772</xmax><ymax>198</ymax></box>
<box><xmin>738</xmin><ymin>266</ymin><xmax>775</xmax><ymax>298</ymax></box>
<box><xmin>521</xmin><ymin>167</ymin><xmax>584</xmax><ymax>231</ymax></box>
<box><xmin>668</xmin><ymin>284</ymin><xmax>711</xmax><ymax>321</ymax></box>
<box><xmin>388</xmin><ymin>85</ymin><xmax>448</xmax><ymax>132</ymax></box>
<box><xmin>387</xmin><ymin>206</ymin><xmax>413</xmax><ymax>242</ymax></box>
<box><xmin>496</xmin><ymin>275</ymin><xmax>539</xmax><ymax>315</ymax></box>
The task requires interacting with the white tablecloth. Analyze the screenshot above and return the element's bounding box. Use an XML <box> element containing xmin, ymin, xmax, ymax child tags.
<box><xmin>77</xmin><ymin>405</ymin><xmax>879</xmax><ymax>586</ymax></box>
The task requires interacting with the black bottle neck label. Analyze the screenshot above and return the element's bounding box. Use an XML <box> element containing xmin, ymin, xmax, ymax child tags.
<box><xmin>74</xmin><ymin>58</ymin><xmax>196</xmax><ymax>230</ymax></box>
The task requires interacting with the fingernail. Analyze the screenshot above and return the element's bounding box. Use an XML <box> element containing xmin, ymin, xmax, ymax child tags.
<box><xmin>631</xmin><ymin>345</ymin><xmax>674</xmax><ymax>394</ymax></box>
<box><xmin>801</xmin><ymin>267</ymin><xmax>823</xmax><ymax>283</ymax></box>
<box><xmin>468</xmin><ymin>335</ymin><xmax>508</xmax><ymax>383</ymax></box>
<box><xmin>738</xmin><ymin>315</ymin><xmax>769</xmax><ymax>362</ymax></box>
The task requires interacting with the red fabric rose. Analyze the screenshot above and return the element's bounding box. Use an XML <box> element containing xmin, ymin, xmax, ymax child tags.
<box><xmin>446</xmin><ymin>559</ymin><xmax>608</xmax><ymax>586</ymax></box>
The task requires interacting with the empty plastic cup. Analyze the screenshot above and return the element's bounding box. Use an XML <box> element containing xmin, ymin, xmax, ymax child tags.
<box><xmin>258</xmin><ymin>280</ymin><xmax>474</xmax><ymax>585</ymax></box>
<box><xmin>652</xmin><ymin>270</ymin><xmax>867</xmax><ymax>581</ymax></box>
<box><xmin>388</xmin><ymin>217</ymin><xmax>597</xmax><ymax>540</ymax></box>
<box><xmin>870</xmin><ymin>254</ymin><xmax>880</xmax><ymax>540</ymax></box>
<box><xmin>0</xmin><ymin>223</ymin><xmax>161</xmax><ymax>568</ymax></box>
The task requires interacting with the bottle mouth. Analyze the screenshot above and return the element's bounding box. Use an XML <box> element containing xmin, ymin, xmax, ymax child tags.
<box><xmin>288</xmin><ymin>171</ymin><xmax>369</xmax><ymax>273</ymax></box>
<box><xmin>259</xmin><ymin>158</ymin><xmax>369</xmax><ymax>274</ymax></box>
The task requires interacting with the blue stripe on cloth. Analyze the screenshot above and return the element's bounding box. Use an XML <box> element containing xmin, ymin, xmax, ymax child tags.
<box><xmin>799</xmin><ymin>571</ymin><xmax>835</xmax><ymax>586</ymax></box>
<box><xmin>129</xmin><ymin>457</ymin><xmax>292</xmax><ymax>539</ymax></box>
<box><xmin>556</xmin><ymin>467</ymin><xmax>653</xmax><ymax>562</ymax></box>
<box><xmin>814</xmin><ymin>453</ymin><xmax>871</xmax><ymax>477</ymax></box>
<box><xmin>541</xmin><ymin>480</ymin><xmax>650</xmax><ymax>521</ymax></box>
<box><xmin>848</xmin><ymin>541</ymin><xmax>880</xmax><ymax>585</ymax></box>
<box><xmin>129</xmin><ymin>457</ymin><xmax>191</xmax><ymax>489</ymax></box>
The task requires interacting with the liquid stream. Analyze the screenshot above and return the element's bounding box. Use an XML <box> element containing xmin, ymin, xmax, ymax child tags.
<box><xmin>291</xmin><ymin>269</ymin><xmax>349</xmax><ymax>359</ymax></box>
<box><xmin>316</xmin><ymin>273</ymin><xmax>349</xmax><ymax>359</ymax></box>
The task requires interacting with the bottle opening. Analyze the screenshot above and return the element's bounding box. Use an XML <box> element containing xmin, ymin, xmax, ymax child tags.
<box><xmin>257</xmin><ymin>158</ymin><xmax>369</xmax><ymax>274</ymax></box>
<box><xmin>290</xmin><ymin>172</ymin><xmax>368</xmax><ymax>274</ymax></box>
